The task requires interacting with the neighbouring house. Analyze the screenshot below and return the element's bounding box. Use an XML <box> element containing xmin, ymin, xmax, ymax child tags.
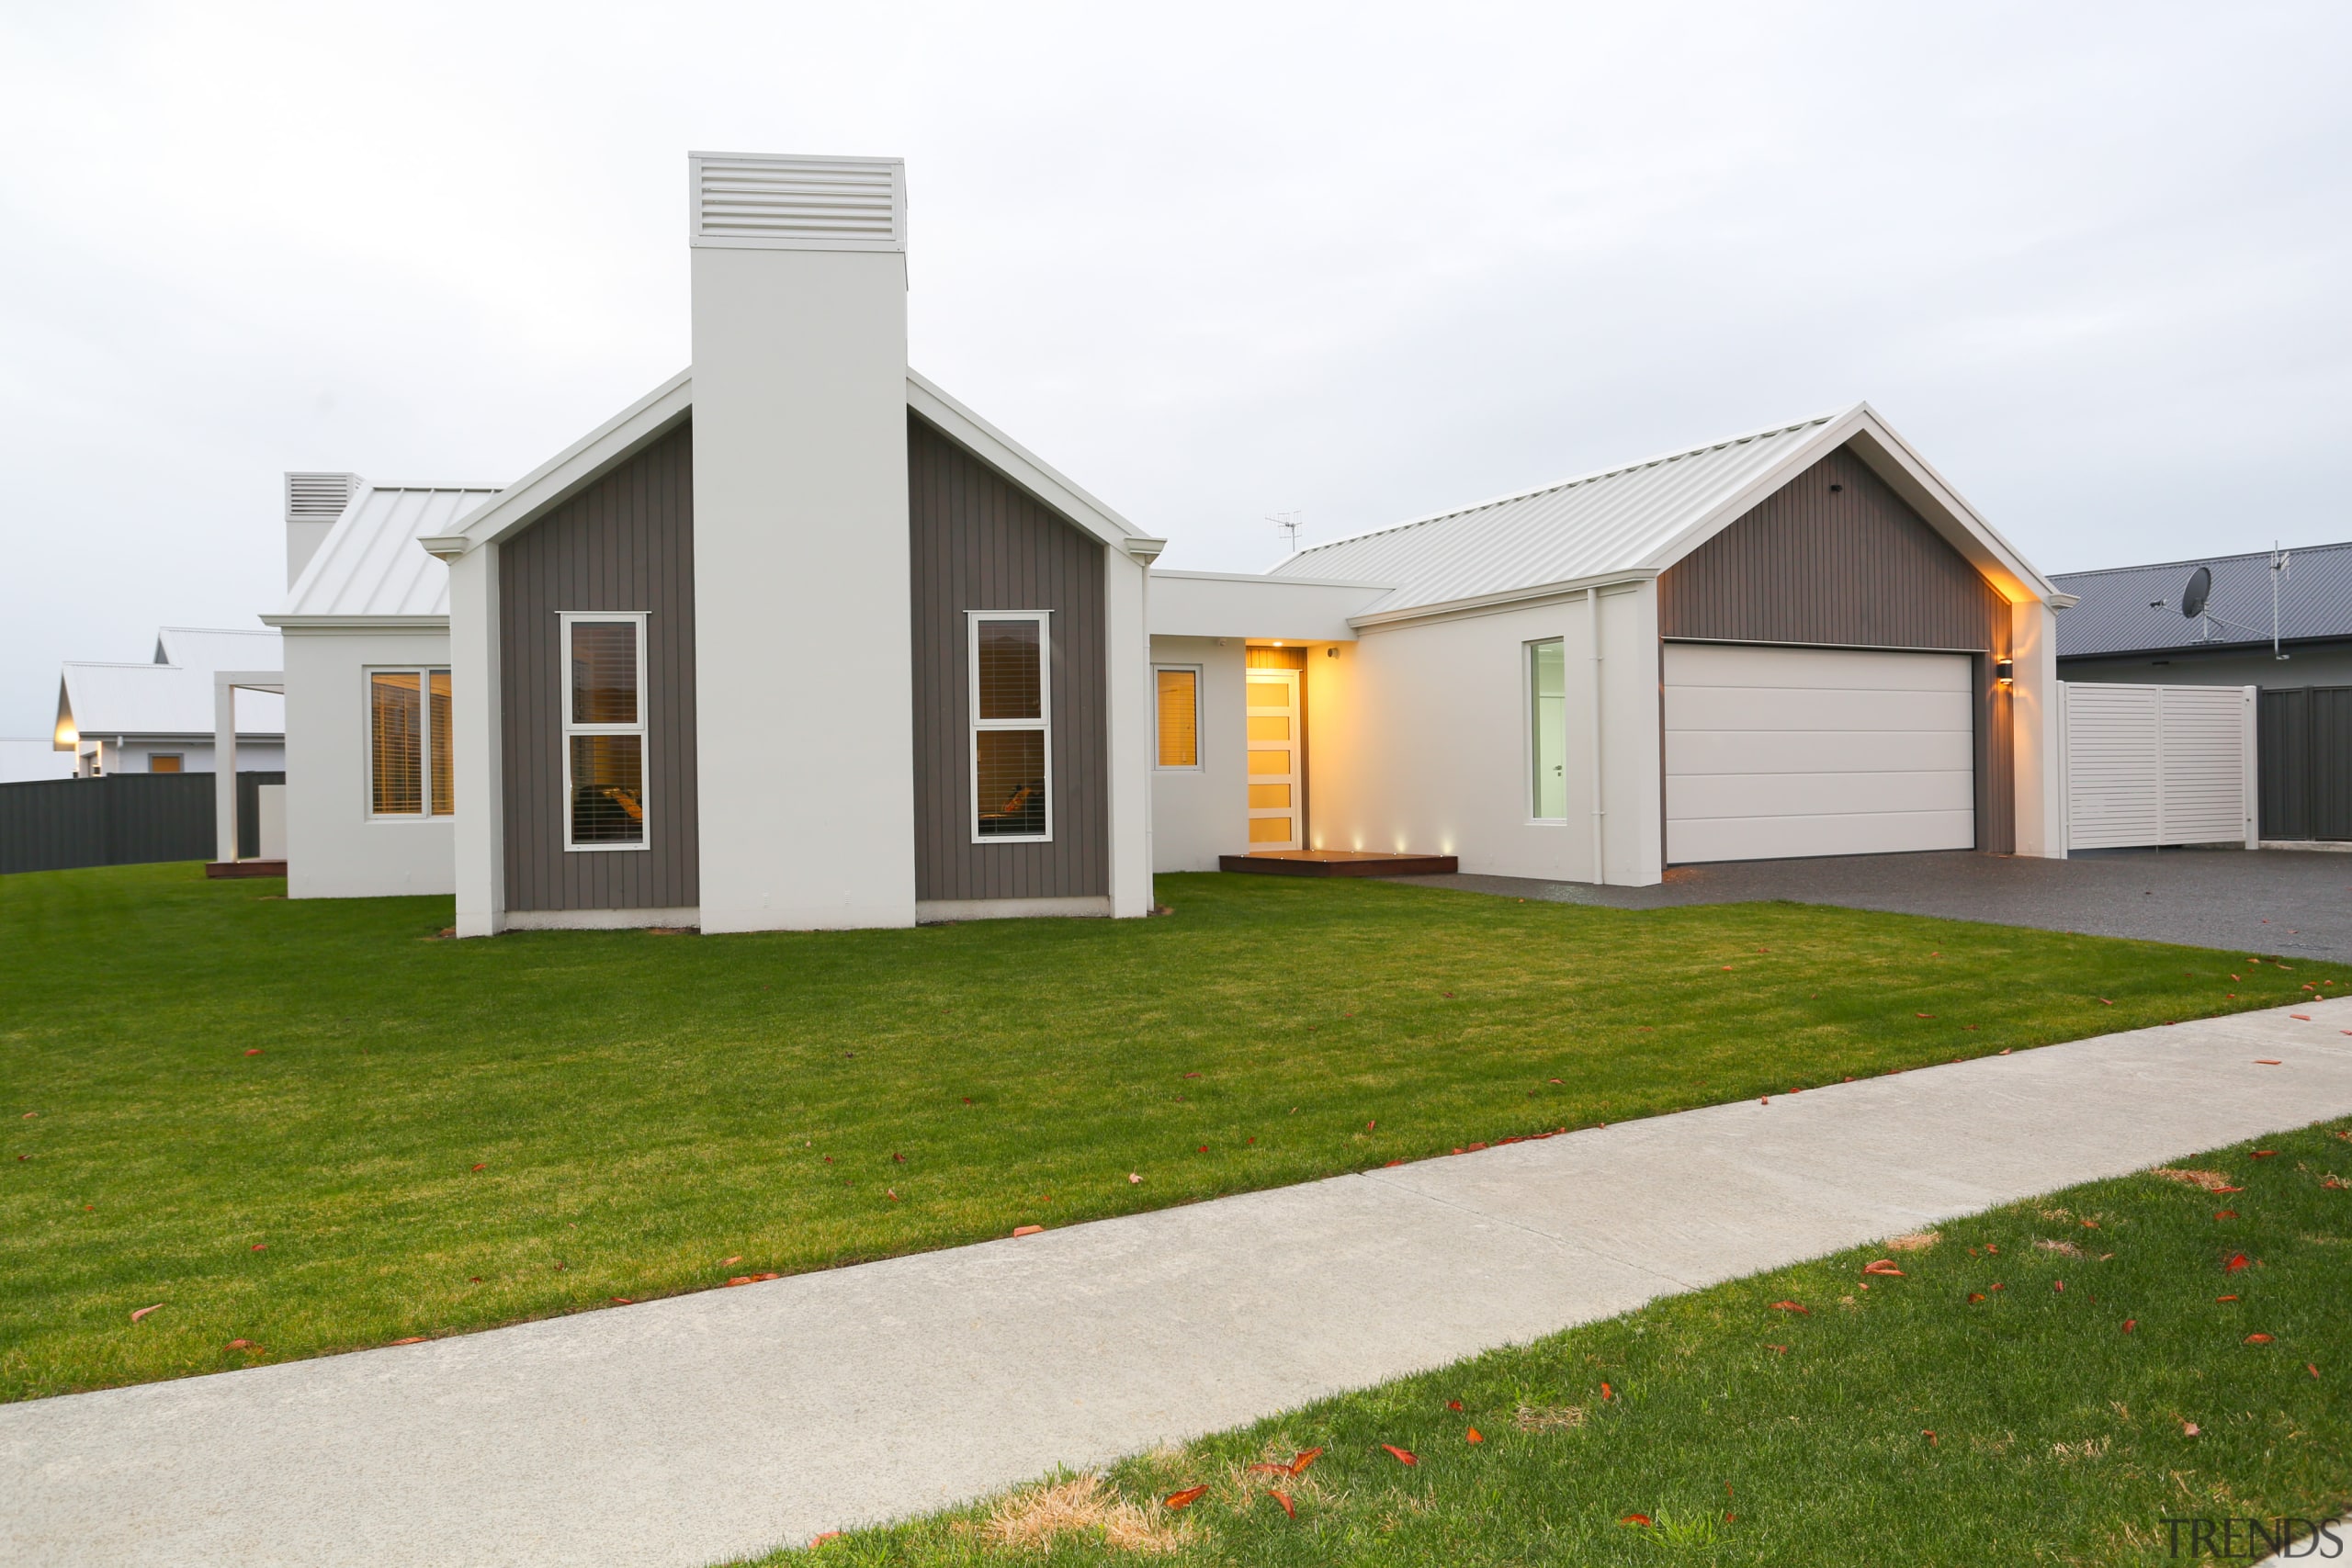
<box><xmin>266</xmin><ymin>149</ymin><xmax>2077</xmax><ymax>931</ymax></box>
<box><xmin>52</xmin><ymin>626</ymin><xmax>286</xmax><ymax>777</ymax></box>
<box><xmin>261</xmin><ymin>473</ymin><xmax>501</xmax><ymax>897</ymax></box>
<box><xmin>2052</xmin><ymin>541</ymin><xmax>2352</xmax><ymax>688</ymax></box>
<box><xmin>2054</xmin><ymin>542</ymin><xmax>2352</xmax><ymax>844</ymax></box>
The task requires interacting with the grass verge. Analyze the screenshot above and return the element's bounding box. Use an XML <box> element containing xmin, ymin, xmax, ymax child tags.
<box><xmin>5</xmin><ymin>862</ymin><xmax>2346</xmax><ymax>1403</ymax></box>
<box><xmin>758</xmin><ymin>1118</ymin><xmax>2352</xmax><ymax>1565</ymax></box>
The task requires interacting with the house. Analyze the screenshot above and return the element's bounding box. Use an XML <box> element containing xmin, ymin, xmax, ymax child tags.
<box><xmin>270</xmin><ymin>149</ymin><xmax>2074</xmax><ymax>931</ymax></box>
<box><xmin>2052</xmin><ymin>541</ymin><xmax>2352</xmax><ymax>688</ymax></box>
<box><xmin>1149</xmin><ymin>407</ymin><xmax>2074</xmax><ymax>880</ymax></box>
<box><xmin>261</xmin><ymin>474</ymin><xmax>501</xmax><ymax>897</ymax></box>
<box><xmin>52</xmin><ymin>626</ymin><xmax>286</xmax><ymax>776</ymax></box>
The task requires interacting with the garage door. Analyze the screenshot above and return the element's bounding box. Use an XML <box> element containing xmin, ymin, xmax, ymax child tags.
<box><xmin>1665</xmin><ymin>643</ymin><xmax>1974</xmax><ymax>863</ymax></box>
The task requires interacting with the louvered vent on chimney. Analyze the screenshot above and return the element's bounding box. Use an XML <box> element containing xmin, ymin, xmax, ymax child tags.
<box><xmin>689</xmin><ymin>153</ymin><xmax>905</xmax><ymax>253</ymax></box>
<box><xmin>286</xmin><ymin>471</ymin><xmax>359</xmax><ymax>526</ymax></box>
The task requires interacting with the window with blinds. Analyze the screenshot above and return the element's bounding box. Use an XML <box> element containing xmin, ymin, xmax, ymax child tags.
<box><xmin>1155</xmin><ymin>667</ymin><xmax>1199</xmax><ymax>768</ymax></box>
<box><xmin>971</xmin><ymin>613</ymin><xmax>1050</xmax><ymax>840</ymax></box>
<box><xmin>561</xmin><ymin>615</ymin><xmax>649</xmax><ymax>850</ymax></box>
<box><xmin>369</xmin><ymin>669</ymin><xmax>453</xmax><ymax>816</ymax></box>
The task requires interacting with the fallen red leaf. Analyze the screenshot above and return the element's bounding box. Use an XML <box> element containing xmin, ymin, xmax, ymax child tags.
<box><xmin>2225</xmin><ymin>1253</ymin><xmax>2250</xmax><ymax>1273</ymax></box>
<box><xmin>2246</xmin><ymin>1333</ymin><xmax>2275</xmax><ymax>1345</ymax></box>
<box><xmin>2255</xmin><ymin>1059</ymin><xmax>2283</xmax><ymax>1066</ymax></box>
<box><xmin>1766</xmin><ymin>1343</ymin><xmax>1789</xmax><ymax>1354</ymax></box>
<box><xmin>1992</xmin><ymin>1282</ymin><xmax>2006</xmax><ymax>1292</ymax></box>
<box><xmin>130</xmin><ymin>1303</ymin><xmax>161</xmax><ymax>1322</ymax></box>
<box><xmin>1862</xmin><ymin>1259</ymin><xmax>1904</xmax><ymax>1277</ymax></box>
<box><xmin>471</xmin><ymin>1163</ymin><xmax>485</xmax><ymax>1171</ymax></box>
<box><xmin>1968</xmin><ymin>1292</ymin><xmax>1986</xmax><ymax>1303</ymax></box>
<box><xmin>1917</xmin><ymin>1013</ymin><xmax>1934</xmax><ymax>1019</ymax></box>
<box><xmin>2311</xmin><ymin>1363</ymin><xmax>2322</xmax><ymax>1379</ymax></box>
<box><xmin>390</xmin><ymin>1336</ymin><xmax>425</xmax><ymax>1345</ymax></box>
<box><xmin>1770</xmin><ymin>1300</ymin><xmax>1809</xmax><ymax>1314</ymax></box>
<box><xmin>2218</xmin><ymin>1294</ymin><xmax>2239</xmax><ymax>1302</ymax></box>
<box><xmin>1288</xmin><ymin>1448</ymin><xmax>1323</xmax><ymax>1474</ymax></box>
<box><xmin>2123</xmin><ymin>1319</ymin><xmax>2136</xmax><ymax>1333</ymax></box>
<box><xmin>244</xmin><ymin>1048</ymin><xmax>263</xmax><ymax>1055</ymax></box>
<box><xmin>1922</xmin><ymin>1429</ymin><xmax>1938</xmax><ymax>1446</ymax></box>
<box><xmin>251</xmin><ymin>1243</ymin><xmax>266</xmax><ymax>1252</ymax></box>
<box><xmin>1382</xmin><ymin>1444</ymin><xmax>1418</xmax><ymax>1466</ymax></box>
<box><xmin>1163</xmin><ymin>1485</ymin><xmax>1207</xmax><ymax>1510</ymax></box>
<box><xmin>2099</xmin><ymin>998</ymin><xmax>2114</xmax><ymax>1006</ymax></box>
<box><xmin>1366</xmin><ymin>1120</ymin><xmax>1375</xmax><ymax>1132</ymax></box>
<box><xmin>2214</xmin><ymin>1185</ymin><xmax>2245</xmax><ymax>1192</ymax></box>
<box><xmin>810</xmin><ymin>1532</ymin><xmax>841</xmax><ymax>1545</ymax></box>
<box><xmin>1447</xmin><ymin>1399</ymin><xmax>1463</xmax><ymax>1411</ymax></box>
<box><xmin>721</xmin><ymin>1255</ymin><xmax>742</xmax><ymax>1265</ymax></box>
<box><xmin>1012</xmin><ymin>1225</ymin><xmax>1044</xmax><ymax>1237</ymax></box>
<box><xmin>611</xmin><ymin>1297</ymin><xmax>633</xmax><ymax>1305</ymax></box>
<box><xmin>1620</xmin><ymin>1513</ymin><xmax>1653</xmax><ymax>1527</ymax></box>
<box><xmin>2290</xmin><ymin>1015</ymin><xmax>2311</xmax><ymax>1021</ymax></box>
<box><xmin>2053</xmin><ymin>1280</ymin><xmax>2065</xmax><ymax>1293</ymax></box>
<box><xmin>1270</xmin><ymin>1489</ymin><xmax>1295</xmax><ymax>1518</ymax></box>
<box><xmin>1465</xmin><ymin>1427</ymin><xmax>1484</xmax><ymax>1443</ymax></box>
<box><xmin>1601</xmin><ymin>1382</ymin><xmax>1614</xmax><ymax>1401</ymax></box>
<box><xmin>225</xmin><ymin>1338</ymin><xmax>254</xmax><ymax>1349</ymax></box>
<box><xmin>2183</xmin><ymin>1421</ymin><xmax>2200</xmax><ymax>1437</ymax></box>
<box><xmin>2215</xmin><ymin>1211</ymin><xmax>2238</xmax><ymax>1220</ymax></box>
<box><xmin>2251</xmin><ymin>1150</ymin><xmax>2277</xmax><ymax>1158</ymax></box>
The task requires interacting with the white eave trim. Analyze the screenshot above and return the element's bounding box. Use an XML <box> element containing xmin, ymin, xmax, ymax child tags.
<box><xmin>1634</xmin><ymin>402</ymin><xmax>2062</xmax><ymax>606</ymax></box>
<box><xmin>1349</xmin><ymin>569</ymin><xmax>1659</xmax><ymax>631</ymax></box>
<box><xmin>904</xmin><ymin>369</ymin><xmax>1150</xmax><ymax>552</ymax></box>
<box><xmin>428</xmin><ymin>369</ymin><xmax>695</xmax><ymax>558</ymax></box>
<box><xmin>260</xmin><ymin>615</ymin><xmax>452</xmax><ymax>632</ymax></box>
<box><xmin>1151</xmin><ymin>568</ymin><xmax>1399</xmax><ymax>591</ymax></box>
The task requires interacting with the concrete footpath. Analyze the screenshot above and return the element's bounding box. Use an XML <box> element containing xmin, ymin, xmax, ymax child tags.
<box><xmin>7</xmin><ymin>998</ymin><xmax>2352</xmax><ymax>1568</ymax></box>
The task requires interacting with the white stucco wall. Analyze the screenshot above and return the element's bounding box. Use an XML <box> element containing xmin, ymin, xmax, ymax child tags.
<box><xmin>1307</xmin><ymin>583</ymin><xmax>1665</xmax><ymax>886</ymax></box>
<box><xmin>282</xmin><ymin>627</ymin><xmax>457</xmax><ymax>899</ymax></box>
<box><xmin>1148</xmin><ymin>636</ymin><xmax>1250</xmax><ymax>872</ymax></box>
<box><xmin>85</xmin><ymin>739</ymin><xmax>285</xmax><ymax>774</ymax></box>
<box><xmin>691</xmin><ymin>243</ymin><xmax>914</xmax><ymax>933</ymax></box>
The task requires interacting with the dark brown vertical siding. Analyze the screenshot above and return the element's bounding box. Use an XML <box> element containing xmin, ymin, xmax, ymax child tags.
<box><xmin>1659</xmin><ymin>444</ymin><xmax>2017</xmax><ymax>852</ymax></box>
<box><xmin>909</xmin><ymin>413</ymin><xmax>1108</xmax><ymax>901</ymax></box>
<box><xmin>499</xmin><ymin>422</ymin><xmax>699</xmax><ymax>910</ymax></box>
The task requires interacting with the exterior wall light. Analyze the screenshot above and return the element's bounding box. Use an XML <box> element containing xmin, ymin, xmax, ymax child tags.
<box><xmin>1994</xmin><ymin>659</ymin><xmax>2015</xmax><ymax>685</ymax></box>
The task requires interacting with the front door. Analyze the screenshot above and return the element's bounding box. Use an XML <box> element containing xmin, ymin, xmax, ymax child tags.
<box><xmin>1246</xmin><ymin>669</ymin><xmax>1301</xmax><ymax>850</ymax></box>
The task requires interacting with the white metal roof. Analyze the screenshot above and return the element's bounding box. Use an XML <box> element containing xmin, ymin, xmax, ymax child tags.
<box><xmin>1274</xmin><ymin>414</ymin><xmax>1841</xmax><ymax>614</ymax></box>
<box><xmin>57</xmin><ymin>627</ymin><xmax>285</xmax><ymax>742</ymax></box>
<box><xmin>278</xmin><ymin>484</ymin><xmax>501</xmax><ymax>622</ymax></box>
<box><xmin>1271</xmin><ymin>404</ymin><xmax>2055</xmax><ymax>621</ymax></box>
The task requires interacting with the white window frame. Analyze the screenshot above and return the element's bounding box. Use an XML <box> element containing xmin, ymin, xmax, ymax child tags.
<box><xmin>364</xmin><ymin>665</ymin><xmax>454</xmax><ymax>821</ymax></box>
<box><xmin>1525</xmin><ymin>637</ymin><xmax>1568</xmax><ymax>826</ymax></box>
<box><xmin>968</xmin><ymin>610</ymin><xmax>1053</xmax><ymax>845</ymax></box>
<box><xmin>1152</xmin><ymin>663</ymin><xmax>1204</xmax><ymax>772</ymax></box>
<box><xmin>559</xmin><ymin>612</ymin><xmax>650</xmax><ymax>853</ymax></box>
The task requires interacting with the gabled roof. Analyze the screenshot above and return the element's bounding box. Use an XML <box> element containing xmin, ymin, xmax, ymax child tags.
<box><xmin>1273</xmin><ymin>403</ymin><xmax>2057</xmax><ymax>623</ymax></box>
<box><xmin>421</xmin><ymin>369</ymin><xmax>1162</xmax><ymax>562</ymax></box>
<box><xmin>270</xmin><ymin>484</ymin><xmax>502</xmax><ymax>626</ymax></box>
<box><xmin>56</xmin><ymin>628</ymin><xmax>285</xmax><ymax>743</ymax></box>
<box><xmin>2052</xmin><ymin>540</ymin><xmax>2352</xmax><ymax>659</ymax></box>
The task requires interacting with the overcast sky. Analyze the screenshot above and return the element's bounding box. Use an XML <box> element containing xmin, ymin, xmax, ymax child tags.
<box><xmin>3</xmin><ymin>1</ymin><xmax>2346</xmax><ymax>735</ymax></box>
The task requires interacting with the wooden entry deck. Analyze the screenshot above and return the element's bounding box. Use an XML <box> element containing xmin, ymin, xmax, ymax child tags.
<box><xmin>1218</xmin><ymin>851</ymin><xmax>1460</xmax><ymax>878</ymax></box>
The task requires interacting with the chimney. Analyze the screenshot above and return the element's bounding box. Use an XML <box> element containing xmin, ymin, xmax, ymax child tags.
<box><xmin>686</xmin><ymin>152</ymin><xmax>915</xmax><ymax>932</ymax></box>
<box><xmin>285</xmin><ymin>471</ymin><xmax>360</xmax><ymax>585</ymax></box>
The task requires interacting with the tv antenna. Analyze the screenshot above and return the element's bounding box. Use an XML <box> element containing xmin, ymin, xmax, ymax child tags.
<box><xmin>1268</xmin><ymin>510</ymin><xmax>1303</xmax><ymax>556</ymax></box>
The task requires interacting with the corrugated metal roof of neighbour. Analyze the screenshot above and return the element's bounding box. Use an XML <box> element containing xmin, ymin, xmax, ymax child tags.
<box><xmin>282</xmin><ymin>484</ymin><xmax>501</xmax><ymax>620</ymax></box>
<box><xmin>59</xmin><ymin>631</ymin><xmax>286</xmax><ymax>739</ymax></box>
<box><xmin>1270</xmin><ymin>412</ymin><xmax>1841</xmax><ymax>613</ymax></box>
<box><xmin>2052</xmin><ymin>540</ymin><xmax>2352</xmax><ymax>659</ymax></box>
<box><xmin>153</xmin><ymin>626</ymin><xmax>283</xmax><ymax>670</ymax></box>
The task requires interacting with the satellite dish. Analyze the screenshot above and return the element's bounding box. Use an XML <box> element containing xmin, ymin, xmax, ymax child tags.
<box><xmin>2181</xmin><ymin>566</ymin><xmax>2211</xmax><ymax>620</ymax></box>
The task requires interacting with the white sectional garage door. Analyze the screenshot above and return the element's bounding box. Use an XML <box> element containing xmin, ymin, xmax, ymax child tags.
<box><xmin>1665</xmin><ymin>643</ymin><xmax>1974</xmax><ymax>864</ymax></box>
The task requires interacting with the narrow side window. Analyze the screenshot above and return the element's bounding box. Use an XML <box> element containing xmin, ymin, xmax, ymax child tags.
<box><xmin>1530</xmin><ymin>639</ymin><xmax>1566</xmax><ymax>820</ymax></box>
<box><xmin>1155</xmin><ymin>667</ymin><xmax>1199</xmax><ymax>768</ymax></box>
<box><xmin>370</xmin><ymin>671</ymin><xmax>424</xmax><ymax>815</ymax></box>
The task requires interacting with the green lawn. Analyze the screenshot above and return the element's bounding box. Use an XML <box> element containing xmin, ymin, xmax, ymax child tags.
<box><xmin>773</xmin><ymin>1118</ymin><xmax>2352</xmax><ymax>1566</ymax></box>
<box><xmin>3</xmin><ymin>862</ymin><xmax>2344</xmax><ymax>1404</ymax></box>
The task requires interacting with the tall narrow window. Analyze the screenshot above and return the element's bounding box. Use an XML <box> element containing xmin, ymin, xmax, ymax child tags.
<box><xmin>1155</xmin><ymin>667</ymin><xmax>1200</xmax><ymax>768</ymax></box>
<box><xmin>370</xmin><ymin>669</ymin><xmax>454</xmax><ymax>817</ymax></box>
<box><xmin>1530</xmin><ymin>639</ymin><xmax>1566</xmax><ymax>820</ymax></box>
<box><xmin>972</xmin><ymin>613</ymin><xmax>1050</xmax><ymax>840</ymax></box>
<box><xmin>561</xmin><ymin>615</ymin><xmax>648</xmax><ymax>850</ymax></box>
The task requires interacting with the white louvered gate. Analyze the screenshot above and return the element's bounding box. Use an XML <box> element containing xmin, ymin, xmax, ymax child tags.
<box><xmin>2060</xmin><ymin>683</ymin><xmax>2257</xmax><ymax>852</ymax></box>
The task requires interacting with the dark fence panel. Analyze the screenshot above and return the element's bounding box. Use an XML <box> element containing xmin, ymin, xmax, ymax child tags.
<box><xmin>0</xmin><ymin>773</ymin><xmax>284</xmax><ymax>874</ymax></box>
<box><xmin>2258</xmin><ymin>687</ymin><xmax>2352</xmax><ymax>841</ymax></box>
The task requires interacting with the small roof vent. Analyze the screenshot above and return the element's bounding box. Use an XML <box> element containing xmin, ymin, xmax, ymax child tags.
<box><xmin>688</xmin><ymin>152</ymin><xmax>905</xmax><ymax>253</ymax></box>
<box><xmin>286</xmin><ymin>471</ymin><xmax>360</xmax><ymax>527</ymax></box>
